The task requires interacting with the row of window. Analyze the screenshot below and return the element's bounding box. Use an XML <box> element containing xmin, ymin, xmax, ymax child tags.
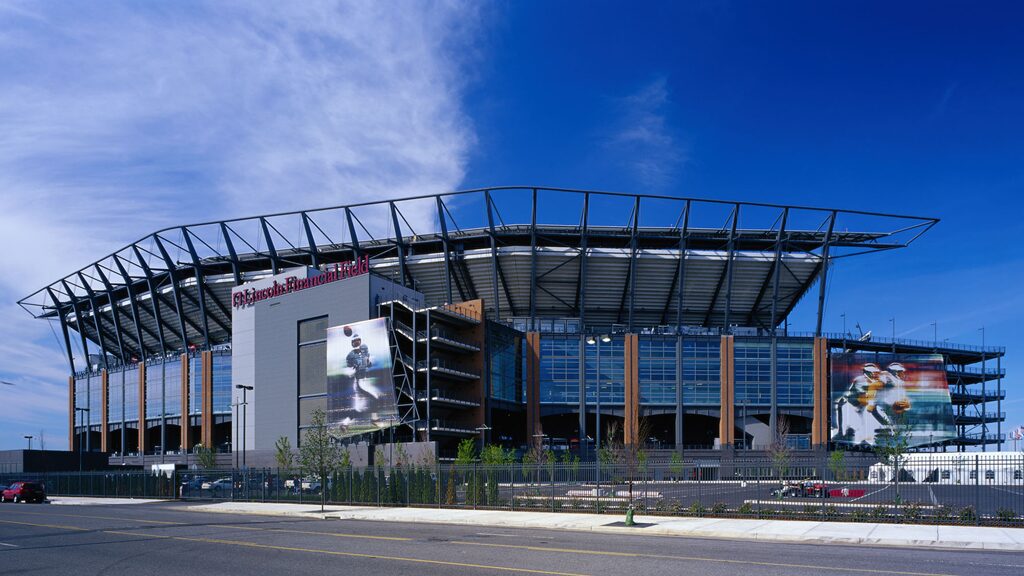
<box><xmin>73</xmin><ymin>353</ymin><xmax>232</xmax><ymax>426</ymax></box>
<box><xmin>537</xmin><ymin>337</ymin><xmax>814</xmax><ymax>406</ymax></box>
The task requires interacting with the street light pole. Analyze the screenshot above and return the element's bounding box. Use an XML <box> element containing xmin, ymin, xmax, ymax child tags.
<box><xmin>235</xmin><ymin>384</ymin><xmax>253</xmax><ymax>468</ymax></box>
<box><xmin>74</xmin><ymin>407</ymin><xmax>90</xmax><ymax>474</ymax></box>
<box><xmin>24</xmin><ymin>435</ymin><xmax>33</xmax><ymax>450</ymax></box>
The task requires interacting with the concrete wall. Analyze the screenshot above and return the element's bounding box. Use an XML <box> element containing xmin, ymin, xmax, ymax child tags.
<box><xmin>231</xmin><ymin>268</ymin><xmax>423</xmax><ymax>462</ymax></box>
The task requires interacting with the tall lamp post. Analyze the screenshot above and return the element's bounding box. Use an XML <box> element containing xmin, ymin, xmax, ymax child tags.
<box><xmin>24</xmin><ymin>435</ymin><xmax>33</xmax><ymax>450</ymax></box>
<box><xmin>74</xmin><ymin>407</ymin><xmax>90</xmax><ymax>474</ymax></box>
<box><xmin>585</xmin><ymin>334</ymin><xmax>611</xmax><ymax>457</ymax></box>
<box><xmin>235</xmin><ymin>384</ymin><xmax>253</xmax><ymax>468</ymax></box>
<box><xmin>475</xmin><ymin>424</ymin><xmax>491</xmax><ymax>452</ymax></box>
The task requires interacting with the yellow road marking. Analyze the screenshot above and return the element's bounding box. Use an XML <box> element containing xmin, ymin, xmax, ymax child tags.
<box><xmin>214</xmin><ymin>524</ymin><xmax>412</xmax><ymax>541</ymax></box>
<box><xmin>448</xmin><ymin>541</ymin><xmax>955</xmax><ymax>576</ymax></box>
<box><xmin>2</xmin><ymin>510</ymin><xmax>182</xmax><ymax>525</ymax></box>
<box><xmin>0</xmin><ymin>518</ymin><xmax>587</xmax><ymax>576</ymax></box>
<box><xmin>104</xmin><ymin>530</ymin><xmax>171</xmax><ymax>539</ymax></box>
<box><xmin>0</xmin><ymin>519</ymin><xmax>90</xmax><ymax>531</ymax></box>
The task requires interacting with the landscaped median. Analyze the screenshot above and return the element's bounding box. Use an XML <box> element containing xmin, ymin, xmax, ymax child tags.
<box><xmin>182</xmin><ymin>500</ymin><xmax>1024</xmax><ymax>551</ymax></box>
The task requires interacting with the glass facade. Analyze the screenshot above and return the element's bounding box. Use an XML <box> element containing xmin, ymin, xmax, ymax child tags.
<box><xmin>734</xmin><ymin>340</ymin><xmax>771</xmax><ymax>405</ymax></box>
<box><xmin>145</xmin><ymin>360</ymin><xmax>164</xmax><ymax>418</ymax></box>
<box><xmin>488</xmin><ymin>323</ymin><xmax>521</xmax><ymax>402</ymax></box>
<box><xmin>639</xmin><ymin>338</ymin><xmax>675</xmax><ymax>405</ymax></box>
<box><xmin>681</xmin><ymin>339</ymin><xmax>720</xmax><ymax>405</ymax></box>
<box><xmin>297</xmin><ymin>316</ymin><xmax>327</xmax><ymax>429</ymax></box>
<box><xmin>539</xmin><ymin>336</ymin><xmax>579</xmax><ymax>404</ymax></box>
<box><xmin>164</xmin><ymin>359</ymin><xmax>182</xmax><ymax>417</ymax></box>
<box><xmin>585</xmin><ymin>338</ymin><xmax>624</xmax><ymax>405</ymax></box>
<box><xmin>189</xmin><ymin>355</ymin><xmax>202</xmax><ymax>415</ymax></box>
<box><xmin>775</xmin><ymin>340</ymin><xmax>814</xmax><ymax>405</ymax></box>
<box><xmin>211</xmin><ymin>352</ymin><xmax>232</xmax><ymax>414</ymax></box>
<box><xmin>108</xmin><ymin>370</ymin><xmax>124</xmax><ymax>423</ymax></box>
<box><xmin>123</xmin><ymin>365</ymin><xmax>139</xmax><ymax>422</ymax></box>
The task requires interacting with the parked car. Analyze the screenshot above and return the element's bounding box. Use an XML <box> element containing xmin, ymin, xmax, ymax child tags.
<box><xmin>1</xmin><ymin>481</ymin><xmax>46</xmax><ymax>503</ymax></box>
<box><xmin>201</xmin><ymin>477</ymin><xmax>233</xmax><ymax>493</ymax></box>
<box><xmin>771</xmin><ymin>480</ymin><xmax>829</xmax><ymax>499</ymax></box>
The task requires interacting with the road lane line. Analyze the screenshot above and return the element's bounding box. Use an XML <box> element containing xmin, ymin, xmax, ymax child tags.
<box><xmin>0</xmin><ymin>542</ymin><xmax>18</xmax><ymax>547</ymax></box>
<box><xmin>0</xmin><ymin>517</ymin><xmax>588</xmax><ymax>576</ymax></box>
<box><xmin>447</xmin><ymin>540</ymin><xmax>956</xmax><ymax>576</ymax></box>
<box><xmin>214</xmin><ymin>524</ymin><xmax>412</xmax><ymax>541</ymax></box>
<box><xmin>0</xmin><ymin>519</ymin><xmax>90</xmax><ymax>532</ymax></box>
<box><xmin>0</xmin><ymin>510</ymin><xmax>183</xmax><ymax>525</ymax></box>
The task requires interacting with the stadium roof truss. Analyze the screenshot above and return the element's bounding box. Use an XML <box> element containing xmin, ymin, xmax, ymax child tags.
<box><xmin>20</xmin><ymin>187</ymin><xmax>938</xmax><ymax>374</ymax></box>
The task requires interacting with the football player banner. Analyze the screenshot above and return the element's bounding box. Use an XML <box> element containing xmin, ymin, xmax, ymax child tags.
<box><xmin>326</xmin><ymin>317</ymin><xmax>400</xmax><ymax>438</ymax></box>
<box><xmin>830</xmin><ymin>353</ymin><xmax>955</xmax><ymax>448</ymax></box>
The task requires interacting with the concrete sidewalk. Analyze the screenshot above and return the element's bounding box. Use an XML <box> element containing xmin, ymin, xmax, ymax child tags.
<box><xmin>183</xmin><ymin>501</ymin><xmax>1024</xmax><ymax>551</ymax></box>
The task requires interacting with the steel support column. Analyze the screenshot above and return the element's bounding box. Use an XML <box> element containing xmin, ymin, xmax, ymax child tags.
<box><xmin>529</xmin><ymin>189</ymin><xmax>538</xmax><ymax>330</ymax></box>
<box><xmin>301</xmin><ymin>212</ymin><xmax>320</xmax><ymax>269</ymax></box>
<box><xmin>575</xmin><ymin>192</ymin><xmax>590</xmax><ymax>321</ymax></box>
<box><xmin>152</xmin><ymin>235</ymin><xmax>190</xmax><ymax>351</ymax></box>
<box><xmin>436</xmin><ymin>196</ymin><xmax>454</xmax><ymax>304</ymax></box>
<box><xmin>112</xmin><ymin>255</ymin><xmax>148</xmax><ymax>359</ymax></box>
<box><xmin>768</xmin><ymin>208</ymin><xmax>789</xmax><ymax>438</ymax></box>
<box><xmin>131</xmin><ymin>246</ymin><xmax>168</xmax><ymax>354</ymax></box>
<box><xmin>219</xmin><ymin>223</ymin><xmax>242</xmax><ymax>285</ymax></box>
<box><xmin>92</xmin><ymin>265</ymin><xmax>129</xmax><ymax>363</ymax></box>
<box><xmin>722</xmin><ymin>204</ymin><xmax>740</xmax><ymax>333</ymax></box>
<box><xmin>627</xmin><ymin>196</ymin><xmax>640</xmax><ymax>332</ymax></box>
<box><xmin>814</xmin><ymin>211</ymin><xmax>838</xmax><ymax>337</ymax></box>
<box><xmin>390</xmin><ymin>202</ymin><xmax>411</xmax><ymax>288</ymax></box>
<box><xmin>485</xmin><ymin>191</ymin><xmax>503</xmax><ymax>319</ymax></box>
<box><xmin>181</xmin><ymin>228</ymin><xmax>211</xmax><ymax>347</ymax></box>
<box><xmin>46</xmin><ymin>288</ymin><xmax>77</xmax><ymax>374</ymax></box>
<box><xmin>76</xmin><ymin>273</ymin><xmax>111</xmax><ymax>370</ymax></box>
<box><xmin>259</xmin><ymin>217</ymin><xmax>281</xmax><ymax>275</ymax></box>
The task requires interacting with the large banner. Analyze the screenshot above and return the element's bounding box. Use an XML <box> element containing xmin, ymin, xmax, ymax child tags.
<box><xmin>326</xmin><ymin>318</ymin><xmax>399</xmax><ymax>438</ymax></box>
<box><xmin>830</xmin><ymin>353</ymin><xmax>955</xmax><ymax>448</ymax></box>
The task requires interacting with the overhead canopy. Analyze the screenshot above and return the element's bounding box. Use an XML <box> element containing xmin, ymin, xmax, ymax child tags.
<box><xmin>20</xmin><ymin>186</ymin><xmax>940</xmax><ymax>372</ymax></box>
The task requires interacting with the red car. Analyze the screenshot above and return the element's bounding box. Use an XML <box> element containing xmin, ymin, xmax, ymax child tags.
<box><xmin>1</xmin><ymin>481</ymin><xmax>46</xmax><ymax>503</ymax></box>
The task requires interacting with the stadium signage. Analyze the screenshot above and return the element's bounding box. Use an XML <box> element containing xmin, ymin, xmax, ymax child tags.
<box><xmin>232</xmin><ymin>255</ymin><xmax>370</xmax><ymax>309</ymax></box>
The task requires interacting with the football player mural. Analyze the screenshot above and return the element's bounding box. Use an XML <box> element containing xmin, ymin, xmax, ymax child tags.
<box><xmin>326</xmin><ymin>318</ymin><xmax>399</xmax><ymax>438</ymax></box>
<box><xmin>831</xmin><ymin>354</ymin><xmax>955</xmax><ymax>448</ymax></box>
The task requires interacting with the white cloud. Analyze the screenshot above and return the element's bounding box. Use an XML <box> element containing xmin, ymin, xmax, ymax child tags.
<box><xmin>0</xmin><ymin>0</ymin><xmax>482</xmax><ymax>448</ymax></box>
<box><xmin>607</xmin><ymin>76</ymin><xmax>688</xmax><ymax>191</ymax></box>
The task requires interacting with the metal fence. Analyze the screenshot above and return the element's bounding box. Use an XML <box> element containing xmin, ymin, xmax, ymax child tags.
<box><xmin>4</xmin><ymin>454</ymin><xmax>1022</xmax><ymax>527</ymax></box>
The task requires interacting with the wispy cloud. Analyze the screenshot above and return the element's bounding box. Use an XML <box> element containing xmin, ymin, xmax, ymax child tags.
<box><xmin>606</xmin><ymin>77</ymin><xmax>687</xmax><ymax>190</ymax></box>
<box><xmin>0</xmin><ymin>1</ymin><xmax>482</xmax><ymax>448</ymax></box>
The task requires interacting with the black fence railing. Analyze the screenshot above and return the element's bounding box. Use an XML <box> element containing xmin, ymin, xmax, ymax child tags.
<box><xmin>4</xmin><ymin>455</ymin><xmax>1022</xmax><ymax>527</ymax></box>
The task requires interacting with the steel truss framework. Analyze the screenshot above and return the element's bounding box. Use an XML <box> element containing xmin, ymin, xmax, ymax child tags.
<box><xmin>20</xmin><ymin>187</ymin><xmax>939</xmax><ymax>376</ymax></box>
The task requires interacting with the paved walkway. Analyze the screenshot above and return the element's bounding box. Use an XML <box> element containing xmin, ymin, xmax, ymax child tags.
<box><xmin>183</xmin><ymin>501</ymin><xmax>1024</xmax><ymax>551</ymax></box>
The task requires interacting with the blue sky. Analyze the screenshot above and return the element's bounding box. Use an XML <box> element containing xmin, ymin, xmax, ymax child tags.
<box><xmin>0</xmin><ymin>1</ymin><xmax>1021</xmax><ymax>449</ymax></box>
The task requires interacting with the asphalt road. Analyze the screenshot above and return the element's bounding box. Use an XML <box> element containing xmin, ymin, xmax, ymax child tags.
<box><xmin>1</xmin><ymin>501</ymin><xmax>1023</xmax><ymax>576</ymax></box>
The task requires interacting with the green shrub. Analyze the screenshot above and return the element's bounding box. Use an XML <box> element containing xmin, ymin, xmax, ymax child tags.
<box><xmin>850</xmin><ymin>509</ymin><xmax>868</xmax><ymax>522</ymax></box>
<box><xmin>687</xmin><ymin>501</ymin><xmax>706</xmax><ymax>516</ymax></box>
<box><xmin>737</xmin><ymin>502</ymin><xmax>754</xmax><ymax>515</ymax></box>
<box><xmin>711</xmin><ymin>502</ymin><xmax>727</xmax><ymax>515</ymax></box>
<box><xmin>958</xmin><ymin>506</ymin><xmax>977</xmax><ymax>523</ymax></box>
<box><xmin>901</xmin><ymin>501</ymin><xmax>922</xmax><ymax>521</ymax></box>
<box><xmin>996</xmin><ymin>508</ymin><xmax>1018</xmax><ymax>522</ymax></box>
<box><xmin>870</xmin><ymin>505</ymin><xmax>887</xmax><ymax>519</ymax></box>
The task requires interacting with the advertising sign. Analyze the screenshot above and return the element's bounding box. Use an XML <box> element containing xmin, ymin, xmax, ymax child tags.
<box><xmin>830</xmin><ymin>353</ymin><xmax>955</xmax><ymax>448</ymax></box>
<box><xmin>326</xmin><ymin>317</ymin><xmax>399</xmax><ymax>438</ymax></box>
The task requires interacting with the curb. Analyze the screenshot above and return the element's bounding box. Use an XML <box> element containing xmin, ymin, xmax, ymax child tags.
<box><xmin>181</xmin><ymin>504</ymin><xmax>1024</xmax><ymax>551</ymax></box>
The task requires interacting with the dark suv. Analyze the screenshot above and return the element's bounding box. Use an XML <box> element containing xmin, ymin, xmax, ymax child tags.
<box><xmin>1</xmin><ymin>481</ymin><xmax>46</xmax><ymax>503</ymax></box>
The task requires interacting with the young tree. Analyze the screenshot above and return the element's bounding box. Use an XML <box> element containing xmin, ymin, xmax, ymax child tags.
<box><xmin>827</xmin><ymin>449</ymin><xmax>847</xmax><ymax>483</ymax></box>
<box><xmin>874</xmin><ymin>414</ymin><xmax>913</xmax><ymax>503</ymax></box>
<box><xmin>299</xmin><ymin>408</ymin><xmax>341</xmax><ymax>513</ymax></box>
<box><xmin>274</xmin><ymin>436</ymin><xmax>295</xmax><ymax>475</ymax></box>
<box><xmin>194</xmin><ymin>443</ymin><xmax>217</xmax><ymax>470</ymax></box>
<box><xmin>768</xmin><ymin>416</ymin><xmax>792</xmax><ymax>482</ymax></box>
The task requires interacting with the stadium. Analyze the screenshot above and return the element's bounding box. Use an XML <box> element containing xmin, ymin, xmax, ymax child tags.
<box><xmin>18</xmin><ymin>187</ymin><xmax>1009</xmax><ymax>466</ymax></box>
